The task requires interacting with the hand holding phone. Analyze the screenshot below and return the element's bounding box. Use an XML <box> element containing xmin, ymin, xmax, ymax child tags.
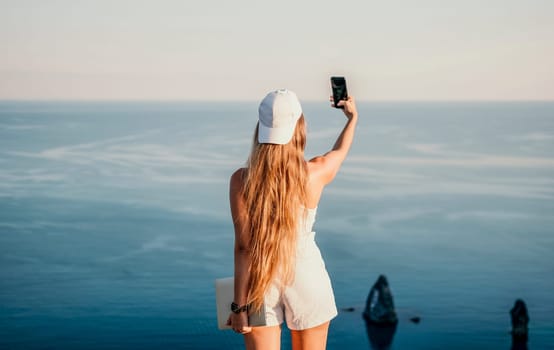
<box><xmin>331</xmin><ymin>76</ymin><xmax>348</xmax><ymax>109</ymax></box>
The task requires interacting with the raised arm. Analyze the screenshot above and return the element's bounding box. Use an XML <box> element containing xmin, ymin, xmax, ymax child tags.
<box><xmin>309</xmin><ymin>96</ymin><xmax>358</xmax><ymax>185</ymax></box>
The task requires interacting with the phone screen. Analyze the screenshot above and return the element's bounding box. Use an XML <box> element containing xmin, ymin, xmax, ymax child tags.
<box><xmin>331</xmin><ymin>76</ymin><xmax>348</xmax><ymax>109</ymax></box>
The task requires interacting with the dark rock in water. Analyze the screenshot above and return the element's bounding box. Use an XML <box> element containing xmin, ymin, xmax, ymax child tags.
<box><xmin>510</xmin><ymin>299</ymin><xmax>529</xmax><ymax>347</ymax></box>
<box><xmin>511</xmin><ymin>339</ymin><xmax>529</xmax><ymax>350</ymax></box>
<box><xmin>409</xmin><ymin>316</ymin><xmax>421</xmax><ymax>324</ymax></box>
<box><xmin>365</xmin><ymin>321</ymin><xmax>397</xmax><ymax>350</ymax></box>
<box><xmin>363</xmin><ymin>275</ymin><xmax>398</xmax><ymax>324</ymax></box>
<box><xmin>341</xmin><ymin>307</ymin><xmax>356</xmax><ymax>312</ymax></box>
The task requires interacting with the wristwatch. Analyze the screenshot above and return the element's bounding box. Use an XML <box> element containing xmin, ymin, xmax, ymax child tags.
<box><xmin>231</xmin><ymin>302</ymin><xmax>250</xmax><ymax>314</ymax></box>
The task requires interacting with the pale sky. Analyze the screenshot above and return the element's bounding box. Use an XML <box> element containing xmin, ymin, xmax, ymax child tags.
<box><xmin>1</xmin><ymin>0</ymin><xmax>553</xmax><ymax>101</ymax></box>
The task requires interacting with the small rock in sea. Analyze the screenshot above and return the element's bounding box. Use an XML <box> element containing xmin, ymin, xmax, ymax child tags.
<box><xmin>342</xmin><ymin>307</ymin><xmax>356</xmax><ymax>312</ymax></box>
<box><xmin>409</xmin><ymin>316</ymin><xmax>421</xmax><ymax>324</ymax></box>
<box><xmin>510</xmin><ymin>299</ymin><xmax>529</xmax><ymax>341</ymax></box>
<box><xmin>363</xmin><ymin>274</ymin><xmax>398</xmax><ymax>325</ymax></box>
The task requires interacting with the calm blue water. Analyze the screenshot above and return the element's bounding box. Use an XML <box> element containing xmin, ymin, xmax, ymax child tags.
<box><xmin>1</xmin><ymin>100</ymin><xmax>553</xmax><ymax>349</ymax></box>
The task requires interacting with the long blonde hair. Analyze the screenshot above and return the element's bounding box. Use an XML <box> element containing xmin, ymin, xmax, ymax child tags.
<box><xmin>242</xmin><ymin>115</ymin><xmax>308</xmax><ymax>312</ymax></box>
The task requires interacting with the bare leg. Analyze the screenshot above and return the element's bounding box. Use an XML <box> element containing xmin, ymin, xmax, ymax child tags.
<box><xmin>290</xmin><ymin>321</ymin><xmax>330</xmax><ymax>350</ymax></box>
<box><xmin>243</xmin><ymin>325</ymin><xmax>282</xmax><ymax>350</ymax></box>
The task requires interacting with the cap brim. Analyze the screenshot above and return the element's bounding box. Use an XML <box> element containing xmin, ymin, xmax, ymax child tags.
<box><xmin>258</xmin><ymin>122</ymin><xmax>295</xmax><ymax>145</ymax></box>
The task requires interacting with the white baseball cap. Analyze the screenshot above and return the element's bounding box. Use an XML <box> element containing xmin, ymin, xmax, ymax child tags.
<box><xmin>258</xmin><ymin>89</ymin><xmax>303</xmax><ymax>144</ymax></box>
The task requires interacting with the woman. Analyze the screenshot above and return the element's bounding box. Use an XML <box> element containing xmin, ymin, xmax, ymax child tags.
<box><xmin>228</xmin><ymin>88</ymin><xmax>358</xmax><ymax>350</ymax></box>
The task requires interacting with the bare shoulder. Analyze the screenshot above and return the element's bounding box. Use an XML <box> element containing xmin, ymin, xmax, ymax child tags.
<box><xmin>306</xmin><ymin>157</ymin><xmax>325</xmax><ymax>183</ymax></box>
<box><xmin>307</xmin><ymin>156</ymin><xmax>335</xmax><ymax>185</ymax></box>
<box><xmin>308</xmin><ymin>155</ymin><xmax>326</xmax><ymax>166</ymax></box>
<box><xmin>229</xmin><ymin>168</ymin><xmax>247</xmax><ymax>221</ymax></box>
<box><xmin>308</xmin><ymin>155</ymin><xmax>331</xmax><ymax>170</ymax></box>
<box><xmin>230</xmin><ymin>168</ymin><xmax>246</xmax><ymax>191</ymax></box>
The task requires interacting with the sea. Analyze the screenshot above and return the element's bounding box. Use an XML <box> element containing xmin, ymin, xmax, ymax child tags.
<box><xmin>0</xmin><ymin>100</ymin><xmax>553</xmax><ymax>350</ymax></box>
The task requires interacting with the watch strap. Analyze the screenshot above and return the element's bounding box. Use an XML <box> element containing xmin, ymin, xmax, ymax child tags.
<box><xmin>231</xmin><ymin>302</ymin><xmax>250</xmax><ymax>314</ymax></box>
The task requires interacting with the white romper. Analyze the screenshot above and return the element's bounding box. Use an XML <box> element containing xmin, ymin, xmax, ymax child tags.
<box><xmin>263</xmin><ymin>207</ymin><xmax>338</xmax><ymax>330</ymax></box>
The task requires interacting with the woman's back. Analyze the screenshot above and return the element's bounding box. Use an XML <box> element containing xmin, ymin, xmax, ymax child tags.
<box><xmin>228</xmin><ymin>90</ymin><xmax>358</xmax><ymax>350</ymax></box>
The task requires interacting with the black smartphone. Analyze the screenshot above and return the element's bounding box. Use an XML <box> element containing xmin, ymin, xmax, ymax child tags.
<box><xmin>331</xmin><ymin>76</ymin><xmax>348</xmax><ymax>109</ymax></box>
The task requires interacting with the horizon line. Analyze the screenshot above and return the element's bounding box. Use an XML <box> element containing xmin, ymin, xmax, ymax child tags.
<box><xmin>1</xmin><ymin>98</ymin><xmax>553</xmax><ymax>103</ymax></box>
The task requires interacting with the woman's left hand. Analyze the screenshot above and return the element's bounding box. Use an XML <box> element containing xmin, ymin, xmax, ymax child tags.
<box><xmin>226</xmin><ymin>312</ymin><xmax>252</xmax><ymax>334</ymax></box>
